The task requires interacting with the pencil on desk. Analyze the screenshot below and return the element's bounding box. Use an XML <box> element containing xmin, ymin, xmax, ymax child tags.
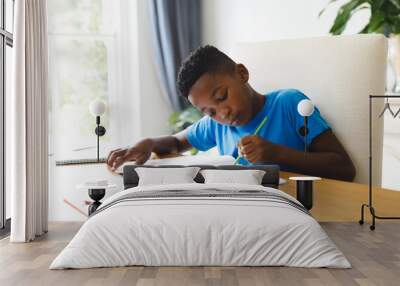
<box><xmin>234</xmin><ymin>115</ymin><xmax>269</xmax><ymax>165</ymax></box>
<box><xmin>63</xmin><ymin>198</ymin><xmax>88</xmax><ymax>218</ymax></box>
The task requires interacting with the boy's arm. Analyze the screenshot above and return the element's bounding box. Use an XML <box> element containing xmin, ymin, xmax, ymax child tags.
<box><xmin>106</xmin><ymin>129</ymin><xmax>192</xmax><ymax>170</ymax></box>
<box><xmin>278</xmin><ymin>130</ymin><xmax>355</xmax><ymax>181</ymax></box>
<box><xmin>240</xmin><ymin>130</ymin><xmax>356</xmax><ymax>181</ymax></box>
<box><xmin>151</xmin><ymin>129</ymin><xmax>193</xmax><ymax>155</ymax></box>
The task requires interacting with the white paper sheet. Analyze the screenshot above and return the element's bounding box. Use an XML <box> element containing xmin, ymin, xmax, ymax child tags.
<box><xmin>116</xmin><ymin>155</ymin><xmax>235</xmax><ymax>172</ymax></box>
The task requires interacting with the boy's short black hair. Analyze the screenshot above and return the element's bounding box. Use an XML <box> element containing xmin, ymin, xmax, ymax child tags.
<box><xmin>176</xmin><ymin>45</ymin><xmax>236</xmax><ymax>98</ymax></box>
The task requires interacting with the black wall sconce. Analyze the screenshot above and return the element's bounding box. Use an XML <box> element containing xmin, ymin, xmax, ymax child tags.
<box><xmin>89</xmin><ymin>99</ymin><xmax>107</xmax><ymax>162</ymax></box>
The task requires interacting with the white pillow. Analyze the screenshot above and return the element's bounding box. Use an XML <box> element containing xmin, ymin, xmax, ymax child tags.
<box><xmin>200</xmin><ymin>169</ymin><xmax>266</xmax><ymax>185</ymax></box>
<box><xmin>135</xmin><ymin>167</ymin><xmax>201</xmax><ymax>186</ymax></box>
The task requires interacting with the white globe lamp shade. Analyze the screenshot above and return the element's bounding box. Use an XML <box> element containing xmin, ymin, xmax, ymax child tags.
<box><xmin>297</xmin><ymin>99</ymin><xmax>314</xmax><ymax>117</ymax></box>
<box><xmin>89</xmin><ymin>99</ymin><xmax>106</xmax><ymax>117</ymax></box>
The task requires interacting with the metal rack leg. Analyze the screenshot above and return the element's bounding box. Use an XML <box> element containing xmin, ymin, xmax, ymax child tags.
<box><xmin>369</xmin><ymin>206</ymin><xmax>376</xmax><ymax>231</ymax></box>
<box><xmin>359</xmin><ymin>204</ymin><xmax>367</xmax><ymax>225</ymax></box>
<box><xmin>359</xmin><ymin>204</ymin><xmax>376</xmax><ymax>230</ymax></box>
<box><xmin>359</xmin><ymin>201</ymin><xmax>400</xmax><ymax>230</ymax></box>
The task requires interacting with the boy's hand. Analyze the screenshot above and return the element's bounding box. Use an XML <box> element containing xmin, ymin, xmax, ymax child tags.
<box><xmin>238</xmin><ymin>135</ymin><xmax>277</xmax><ymax>163</ymax></box>
<box><xmin>106</xmin><ymin>138</ymin><xmax>154</xmax><ymax>171</ymax></box>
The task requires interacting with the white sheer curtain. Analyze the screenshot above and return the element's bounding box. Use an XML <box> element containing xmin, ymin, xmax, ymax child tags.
<box><xmin>10</xmin><ymin>0</ymin><xmax>49</xmax><ymax>242</ymax></box>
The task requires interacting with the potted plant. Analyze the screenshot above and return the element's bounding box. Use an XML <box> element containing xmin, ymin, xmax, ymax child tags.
<box><xmin>320</xmin><ymin>0</ymin><xmax>400</xmax><ymax>91</ymax></box>
<box><xmin>168</xmin><ymin>107</ymin><xmax>203</xmax><ymax>154</ymax></box>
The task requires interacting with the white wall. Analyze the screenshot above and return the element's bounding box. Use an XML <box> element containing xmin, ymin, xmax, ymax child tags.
<box><xmin>137</xmin><ymin>0</ymin><xmax>173</xmax><ymax>138</ymax></box>
<box><xmin>202</xmin><ymin>0</ymin><xmax>370</xmax><ymax>54</ymax></box>
<box><xmin>115</xmin><ymin>0</ymin><xmax>172</xmax><ymax>146</ymax></box>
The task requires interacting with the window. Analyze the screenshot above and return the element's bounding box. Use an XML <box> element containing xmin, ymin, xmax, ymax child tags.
<box><xmin>47</xmin><ymin>0</ymin><xmax>120</xmax><ymax>161</ymax></box>
<box><xmin>0</xmin><ymin>0</ymin><xmax>14</xmax><ymax>234</ymax></box>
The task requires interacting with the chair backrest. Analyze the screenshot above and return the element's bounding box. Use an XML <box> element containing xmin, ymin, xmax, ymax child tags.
<box><xmin>233</xmin><ymin>34</ymin><xmax>387</xmax><ymax>184</ymax></box>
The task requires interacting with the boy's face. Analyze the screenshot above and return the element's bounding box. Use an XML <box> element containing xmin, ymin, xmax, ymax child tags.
<box><xmin>188</xmin><ymin>64</ymin><xmax>254</xmax><ymax>126</ymax></box>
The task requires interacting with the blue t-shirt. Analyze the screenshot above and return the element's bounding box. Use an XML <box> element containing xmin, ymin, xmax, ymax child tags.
<box><xmin>187</xmin><ymin>89</ymin><xmax>331</xmax><ymax>169</ymax></box>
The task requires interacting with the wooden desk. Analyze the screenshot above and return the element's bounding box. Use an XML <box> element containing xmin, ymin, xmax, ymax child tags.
<box><xmin>279</xmin><ymin>171</ymin><xmax>400</xmax><ymax>222</ymax></box>
<box><xmin>105</xmin><ymin>160</ymin><xmax>400</xmax><ymax>222</ymax></box>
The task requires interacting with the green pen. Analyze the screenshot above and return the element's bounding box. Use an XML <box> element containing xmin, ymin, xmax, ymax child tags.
<box><xmin>234</xmin><ymin>115</ymin><xmax>269</xmax><ymax>165</ymax></box>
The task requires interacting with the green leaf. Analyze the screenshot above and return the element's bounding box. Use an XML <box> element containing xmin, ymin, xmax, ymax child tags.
<box><xmin>390</xmin><ymin>15</ymin><xmax>400</xmax><ymax>34</ymax></box>
<box><xmin>381</xmin><ymin>0</ymin><xmax>400</xmax><ymax>18</ymax></box>
<box><xmin>368</xmin><ymin>0</ymin><xmax>385</xmax><ymax>12</ymax></box>
<box><xmin>388</xmin><ymin>0</ymin><xmax>400</xmax><ymax>10</ymax></box>
<box><xmin>323</xmin><ymin>0</ymin><xmax>400</xmax><ymax>36</ymax></box>
<box><xmin>168</xmin><ymin>111</ymin><xmax>180</xmax><ymax>124</ymax></box>
<box><xmin>168</xmin><ymin>107</ymin><xmax>203</xmax><ymax>133</ymax></box>
<box><xmin>178</xmin><ymin>107</ymin><xmax>203</xmax><ymax>124</ymax></box>
<box><xmin>367</xmin><ymin>10</ymin><xmax>385</xmax><ymax>33</ymax></box>
<box><xmin>329</xmin><ymin>0</ymin><xmax>370</xmax><ymax>35</ymax></box>
<box><xmin>318</xmin><ymin>0</ymin><xmax>340</xmax><ymax>18</ymax></box>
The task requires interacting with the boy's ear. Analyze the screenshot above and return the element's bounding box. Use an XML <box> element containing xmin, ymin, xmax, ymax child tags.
<box><xmin>235</xmin><ymin>63</ymin><xmax>249</xmax><ymax>83</ymax></box>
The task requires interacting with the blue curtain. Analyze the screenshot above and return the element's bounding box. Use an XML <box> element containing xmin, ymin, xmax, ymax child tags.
<box><xmin>148</xmin><ymin>0</ymin><xmax>201</xmax><ymax>111</ymax></box>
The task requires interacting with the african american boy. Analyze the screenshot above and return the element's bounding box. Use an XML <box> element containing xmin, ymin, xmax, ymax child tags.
<box><xmin>107</xmin><ymin>45</ymin><xmax>356</xmax><ymax>181</ymax></box>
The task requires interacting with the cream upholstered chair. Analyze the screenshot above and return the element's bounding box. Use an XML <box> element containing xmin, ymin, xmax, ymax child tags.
<box><xmin>233</xmin><ymin>34</ymin><xmax>387</xmax><ymax>185</ymax></box>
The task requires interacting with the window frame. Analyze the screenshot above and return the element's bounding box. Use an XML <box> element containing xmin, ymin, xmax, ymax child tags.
<box><xmin>0</xmin><ymin>0</ymin><xmax>13</xmax><ymax>235</ymax></box>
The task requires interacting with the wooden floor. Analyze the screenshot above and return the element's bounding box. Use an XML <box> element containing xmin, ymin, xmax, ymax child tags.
<box><xmin>1</xmin><ymin>222</ymin><xmax>400</xmax><ymax>286</ymax></box>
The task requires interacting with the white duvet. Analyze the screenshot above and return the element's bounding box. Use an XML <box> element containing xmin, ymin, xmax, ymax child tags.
<box><xmin>50</xmin><ymin>183</ymin><xmax>350</xmax><ymax>269</ymax></box>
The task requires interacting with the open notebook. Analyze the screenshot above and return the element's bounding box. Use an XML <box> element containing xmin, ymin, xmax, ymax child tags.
<box><xmin>56</xmin><ymin>154</ymin><xmax>235</xmax><ymax>167</ymax></box>
<box><xmin>115</xmin><ymin>155</ymin><xmax>235</xmax><ymax>173</ymax></box>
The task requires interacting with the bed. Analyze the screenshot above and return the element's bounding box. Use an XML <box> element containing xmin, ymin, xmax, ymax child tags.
<box><xmin>50</xmin><ymin>165</ymin><xmax>350</xmax><ymax>269</ymax></box>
